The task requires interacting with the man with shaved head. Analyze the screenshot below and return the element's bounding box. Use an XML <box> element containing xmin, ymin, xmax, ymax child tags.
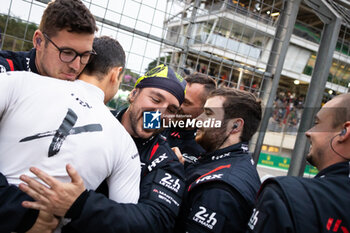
<box><xmin>248</xmin><ymin>93</ymin><xmax>350</xmax><ymax>233</ymax></box>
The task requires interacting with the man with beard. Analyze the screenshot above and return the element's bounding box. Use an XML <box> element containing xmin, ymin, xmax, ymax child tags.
<box><xmin>19</xmin><ymin>64</ymin><xmax>187</xmax><ymax>233</ymax></box>
<box><xmin>162</xmin><ymin>73</ymin><xmax>217</xmax><ymax>161</ymax></box>
<box><xmin>247</xmin><ymin>94</ymin><xmax>350</xmax><ymax>233</ymax></box>
<box><xmin>174</xmin><ymin>87</ymin><xmax>262</xmax><ymax>233</ymax></box>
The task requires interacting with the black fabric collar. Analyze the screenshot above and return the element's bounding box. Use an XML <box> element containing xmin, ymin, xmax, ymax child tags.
<box><xmin>113</xmin><ymin>107</ymin><xmax>126</xmax><ymax>122</ymax></box>
<box><xmin>315</xmin><ymin>161</ymin><xmax>350</xmax><ymax>178</ymax></box>
<box><xmin>198</xmin><ymin>142</ymin><xmax>249</xmax><ymax>163</ymax></box>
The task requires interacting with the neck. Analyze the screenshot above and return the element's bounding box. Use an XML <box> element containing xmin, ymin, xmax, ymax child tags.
<box><xmin>79</xmin><ymin>74</ymin><xmax>107</xmax><ymax>103</ymax></box>
<box><xmin>121</xmin><ymin>109</ymin><xmax>134</xmax><ymax>136</ymax></box>
<box><xmin>79</xmin><ymin>73</ymin><xmax>101</xmax><ymax>88</ymax></box>
<box><xmin>218</xmin><ymin>135</ymin><xmax>240</xmax><ymax>150</ymax></box>
<box><xmin>318</xmin><ymin>156</ymin><xmax>348</xmax><ymax>172</ymax></box>
<box><xmin>35</xmin><ymin>54</ymin><xmax>45</xmax><ymax>76</ymax></box>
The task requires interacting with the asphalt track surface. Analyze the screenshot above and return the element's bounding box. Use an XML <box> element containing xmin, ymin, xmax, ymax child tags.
<box><xmin>257</xmin><ymin>165</ymin><xmax>315</xmax><ymax>182</ymax></box>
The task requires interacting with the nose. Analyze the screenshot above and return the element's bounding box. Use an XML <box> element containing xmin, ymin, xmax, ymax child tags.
<box><xmin>68</xmin><ymin>56</ymin><xmax>81</xmax><ymax>72</ymax></box>
<box><xmin>305</xmin><ymin>129</ymin><xmax>311</xmax><ymax>138</ymax></box>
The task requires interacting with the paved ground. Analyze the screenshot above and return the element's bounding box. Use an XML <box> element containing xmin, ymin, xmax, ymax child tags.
<box><xmin>256</xmin><ymin>165</ymin><xmax>287</xmax><ymax>182</ymax></box>
<box><xmin>256</xmin><ymin>165</ymin><xmax>315</xmax><ymax>181</ymax></box>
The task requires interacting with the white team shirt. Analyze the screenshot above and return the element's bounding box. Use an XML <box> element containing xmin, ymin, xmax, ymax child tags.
<box><xmin>0</xmin><ymin>71</ymin><xmax>140</xmax><ymax>203</ymax></box>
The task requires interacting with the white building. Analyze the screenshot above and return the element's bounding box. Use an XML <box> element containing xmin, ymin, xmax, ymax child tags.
<box><xmin>161</xmin><ymin>0</ymin><xmax>350</xmax><ymax>160</ymax></box>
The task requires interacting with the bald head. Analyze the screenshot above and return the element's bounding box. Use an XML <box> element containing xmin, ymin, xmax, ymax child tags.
<box><xmin>330</xmin><ymin>93</ymin><xmax>350</xmax><ymax>128</ymax></box>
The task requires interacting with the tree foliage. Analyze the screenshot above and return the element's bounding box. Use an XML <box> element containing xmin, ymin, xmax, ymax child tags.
<box><xmin>0</xmin><ymin>14</ymin><xmax>38</xmax><ymax>51</ymax></box>
<box><xmin>145</xmin><ymin>55</ymin><xmax>171</xmax><ymax>73</ymax></box>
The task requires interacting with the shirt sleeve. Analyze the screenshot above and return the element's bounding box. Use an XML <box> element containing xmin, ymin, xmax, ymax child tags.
<box><xmin>0</xmin><ymin>173</ymin><xmax>39</xmax><ymax>232</ymax></box>
<box><xmin>247</xmin><ymin>183</ymin><xmax>294</xmax><ymax>233</ymax></box>
<box><xmin>63</xmin><ymin>146</ymin><xmax>186</xmax><ymax>233</ymax></box>
<box><xmin>63</xmin><ymin>190</ymin><xmax>179</xmax><ymax>233</ymax></box>
<box><xmin>107</xmin><ymin>133</ymin><xmax>140</xmax><ymax>203</ymax></box>
<box><xmin>0</xmin><ymin>72</ymin><xmax>15</xmax><ymax>115</ymax></box>
<box><xmin>0</xmin><ymin>74</ymin><xmax>38</xmax><ymax>232</ymax></box>
<box><xmin>181</xmin><ymin>182</ymin><xmax>252</xmax><ymax>233</ymax></box>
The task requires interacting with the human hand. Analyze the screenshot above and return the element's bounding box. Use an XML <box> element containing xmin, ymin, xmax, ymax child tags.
<box><xmin>19</xmin><ymin>164</ymin><xmax>86</xmax><ymax>217</ymax></box>
<box><xmin>26</xmin><ymin>210</ymin><xmax>59</xmax><ymax>233</ymax></box>
<box><xmin>172</xmin><ymin>147</ymin><xmax>185</xmax><ymax>164</ymax></box>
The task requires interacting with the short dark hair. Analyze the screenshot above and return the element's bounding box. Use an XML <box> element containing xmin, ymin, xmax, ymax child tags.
<box><xmin>185</xmin><ymin>72</ymin><xmax>217</xmax><ymax>104</ymax></box>
<box><xmin>83</xmin><ymin>36</ymin><xmax>125</xmax><ymax>80</ymax></box>
<box><xmin>186</xmin><ymin>72</ymin><xmax>217</xmax><ymax>93</ymax></box>
<box><xmin>209</xmin><ymin>88</ymin><xmax>262</xmax><ymax>142</ymax></box>
<box><xmin>40</xmin><ymin>0</ymin><xmax>97</xmax><ymax>37</ymax></box>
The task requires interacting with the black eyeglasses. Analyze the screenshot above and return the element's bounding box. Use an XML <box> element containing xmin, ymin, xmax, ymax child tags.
<box><xmin>43</xmin><ymin>33</ymin><xmax>96</xmax><ymax>65</ymax></box>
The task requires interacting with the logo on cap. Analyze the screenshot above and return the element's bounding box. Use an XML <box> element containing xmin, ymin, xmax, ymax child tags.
<box><xmin>143</xmin><ymin>111</ymin><xmax>161</xmax><ymax>129</ymax></box>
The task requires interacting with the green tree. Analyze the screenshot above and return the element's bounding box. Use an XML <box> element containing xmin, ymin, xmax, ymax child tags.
<box><xmin>145</xmin><ymin>55</ymin><xmax>171</xmax><ymax>73</ymax></box>
<box><xmin>0</xmin><ymin>14</ymin><xmax>38</xmax><ymax>51</ymax></box>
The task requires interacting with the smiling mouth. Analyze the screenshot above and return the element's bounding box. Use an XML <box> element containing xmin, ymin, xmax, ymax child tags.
<box><xmin>308</xmin><ymin>144</ymin><xmax>312</xmax><ymax>153</ymax></box>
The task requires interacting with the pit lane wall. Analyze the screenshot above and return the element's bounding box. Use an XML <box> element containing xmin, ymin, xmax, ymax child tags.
<box><xmin>258</xmin><ymin>153</ymin><xmax>318</xmax><ymax>176</ymax></box>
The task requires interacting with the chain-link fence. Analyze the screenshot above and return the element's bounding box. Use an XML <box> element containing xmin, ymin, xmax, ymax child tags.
<box><xmin>1</xmin><ymin>0</ymin><xmax>350</xmax><ymax>176</ymax></box>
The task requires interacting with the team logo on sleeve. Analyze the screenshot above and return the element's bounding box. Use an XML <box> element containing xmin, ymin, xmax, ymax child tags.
<box><xmin>150</xmin><ymin>184</ymin><xmax>182</xmax><ymax>215</ymax></box>
<box><xmin>189</xmin><ymin>204</ymin><xmax>225</xmax><ymax>232</ymax></box>
<box><xmin>143</xmin><ymin>111</ymin><xmax>161</xmax><ymax>129</ymax></box>
<box><xmin>248</xmin><ymin>208</ymin><xmax>259</xmax><ymax>230</ymax></box>
<box><xmin>248</xmin><ymin>208</ymin><xmax>266</xmax><ymax>232</ymax></box>
<box><xmin>160</xmin><ymin>173</ymin><xmax>181</xmax><ymax>193</ymax></box>
<box><xmin>196</xmin><ymin>174</ymin><xmax>223</xmax><ymax>184</ymax></box>
<box><xmin>193</xmin><ymin>206</ymin><xmax>217</xmax><ymax>229</ymax></box>
<box><xmin>147</xmin><ymin>153</ymin><xmax>168</xmax><ymax>171</ymax></box>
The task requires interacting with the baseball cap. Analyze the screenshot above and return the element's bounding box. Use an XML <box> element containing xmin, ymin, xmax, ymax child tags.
<box><xmin>135</xmin><ymin>64</ymin><xmax>187</xmax><ymax>105</ymax></box>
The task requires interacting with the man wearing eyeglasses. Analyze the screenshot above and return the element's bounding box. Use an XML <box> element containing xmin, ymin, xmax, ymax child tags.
<box><xmin>0</xmin><ymin>0</ymin><xmax>97</xmax><ymax>81</ymax></box>
<box><xmin>0</xmin><ymin>0</ymin><xmax>97</xmax><ymax>232</ymax></box>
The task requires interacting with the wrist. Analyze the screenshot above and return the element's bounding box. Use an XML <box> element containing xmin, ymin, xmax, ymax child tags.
<box><xmin>64</xmin><ymin>189</ymin><xmax>89</xmax><ymax>219</ymax></box>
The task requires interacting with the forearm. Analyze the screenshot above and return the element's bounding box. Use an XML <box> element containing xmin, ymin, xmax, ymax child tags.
<box><xmin>0</xmin><ymin>173</ymin><xmax>38</xmax><ymax>232</ymax></box>
<box><xmin>63</xmin><ymin>191</ymin><xmax>176</xmax><ymax>233</ymax></box>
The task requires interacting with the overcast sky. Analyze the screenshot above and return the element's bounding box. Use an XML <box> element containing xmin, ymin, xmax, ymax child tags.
<box><xmin>1</xmin><ymin>0</ymin><xmax>177</xmax><ymax>75</ymax></box>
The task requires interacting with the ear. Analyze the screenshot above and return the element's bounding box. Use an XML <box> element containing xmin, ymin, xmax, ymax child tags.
<box><xmin>338</xmin><ymin>121</ymin><xmax>350</xmax><ymax>143</ymax></box>
<box><xmin>228</xmin><ymin>118</ymin><xmax>244</xmax><ymax>134</ymax></box>
<box><xmin>33</xmin><ymin>30</ymin><xmax>43</xmax><ymax>49</ymax></box>
<box><xmin>110</xmin><ymin>67</ymin><xmax>123</xmax><ymax>83</ymax></box>
<box><xmin>116</xmin><ymin>67</ymin><xmax>124</xmax><ymax>81</ymax></box>
<box><xmin>129</xmin><ymin>88</ymin><xmax>139</xmax><ymax>103</ymax></box>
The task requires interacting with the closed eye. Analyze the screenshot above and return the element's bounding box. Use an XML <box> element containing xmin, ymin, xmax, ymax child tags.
<box><xmin>151</xmin><ymin>97</ymin><xmax>160</xmax><ymax>103</ymax></box>
<box><xmin>183</xmin><ymin>99</ymin><xmax>191</xmax><ymax>106</ymax></box>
